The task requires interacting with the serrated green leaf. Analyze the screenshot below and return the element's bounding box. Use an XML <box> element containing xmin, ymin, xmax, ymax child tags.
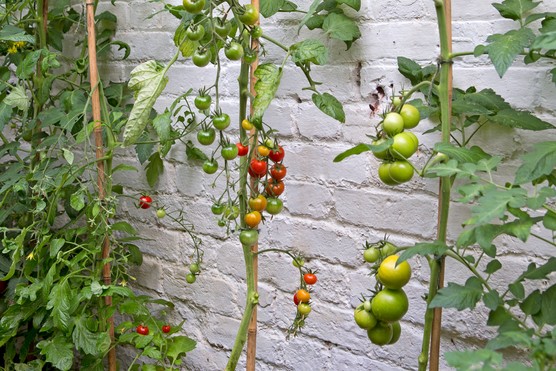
<box><xmin>16</xmin><ymin>50</ymin><xmax>42</xmax><ymax>79</ymax></box>
<box><xmin>50</xmin><ymin>239</ymin><xmax>65</xmax><ymax>258</ymax></box>
<box><xmin>4</xmin><ymin>85</ymin><xmax>29</xmax><ymax>112</ymax></box>
<box><xmin>520</xmin><ymin>289</ymin><xmax>542</xmax><ymax>315</ymax></box>
<box><xmin>0</xmin><ymin>25</ymin><xmax>35</xmax><ymax>43</ymax></box>
<box><xmin>337</xmin><ymin>0</ymin><xmax>361</xmax><ymax>11</ymax></box>
<box><xmin>290</xmin><ymin>39</ymin><xmax>328</xmax><ymax>66</ymax></box>
<box><xmin>73</xmin><ymin>316</ymin><xmax>111</xmax><ymax>356</ymax></box>
<box><xmin>434</xmin><ymin>143</ymin><xmax>491</xmax><ymax>164</ymax></box>
<box><xmin>489</xmin><ymin>108</ymin><xmax>553</xmax><ymax>131</ymax></box>
<box><xmin>487</xmin><ymin>331</ymin><xmax>533</xmax><ymax>350</ymax></box>
<box><xmin>312</xmin><ymin>92</ymin><xmax>345</xmax><ymax>123</ymax></box>
<box><xmin>492</xmin><ymin>0</ymin><xmax>540</xmax><ymax>21</ymax></box>
<box><xmin>111</xmin><ymin>221</ymin><xmax>137</xmax><ymax>235</ymax></box>
<box><xmin>515</xmin><ymin>142</ymin><xmax>556</xmax><ymax>184</ymax></box>
<box><xmin>322</xmin><ymin>13</ymin><xmax>361</xmax><ymax>45</ymax></box>
<box><xmin>153</xmin><ymin>110</ymin><xmax>172</xmax><ymax>144</ymax></box>
<box><xmin>145</xmin><ymin>152</ymin><xmax>164</xmax><ymax>188</ymax></box>
<box><xmin>465</xmin><ymin>187</ymin><xmax>528</xmax><ymax>226</ymax></box>
<box><xmin>464</xmin><ymin>88</ymin><xmax>512</xmax><ymax>112</ymax></box>
<box><xmin>430</xmin><ymin>277</ymin><xmax>484</xmax><ymax>310</ymax></box>
<box><xmin>70</xmin><ymin>191</ymin><xmax>85</xmax><ymax>212</ymax></box>
<box><xmin>485</xmin><ymin>28</ymin><xmax>536</xmax><ymax>77</ymax></box>
<box><xmin>123</xmin><ymin>61</ymin><xmax>168</xmax><ymax>146</ymax></box>
<box><xmin>540</xmin><ymin>284</ymin><xmax>556</xmax><ymax>325</ymax></box>
<box><xmin>37</xmin><ymin>337</ymin><xmax>73</xmax><ymax>371</ymax></box>
<box><xmin>0</xmin><ymin>103</ymin><xmax>13</xmax><ymax>132</ymax></box>
<box><xmin>532</xmin><ymin>31</ymin><xmax>556</xmax><ymax>50</ymax></box>
<box><xmin>521</xmin><ymin>257</ymin><xmax>556</xmax><ymax>280</ymax></box>
<box><xmin>252</xmin><ymin>64</ymin><xmax>282</xmax><ymax>123</ymax></box>
<box><xmin>166</xmin><ymin>336</ymin><xmax>196</xmax><ymax>363</ymax></box>
<box><xmin>446</xmin><ymin>349</ymin><xmax>502</xmax><ymax>370</ymax></box>
<box><xmin>185</xmin><ymin>140</ymin><xmax>208</xmax><ymax>162</ymax></box>
<box><xmin>397</xmin><ymin>242</ymin><xmax>449</xmax><ymax>264</ymax></box>
<box><xmin>260</xmin><ymin>0</ymin><xmax>285</xmax><ymax>17</ymax></box>
<box><xmin>483</xmin><ymin>290</ymin><xmax>501</xmax><ymax>310</ymax></box>
<box><xmin>46</xmin><ymin>281</ymin><xmax>73</xmax><ymax>331</ymax></box>
<box><xmin>297</xmin><ymin>0</ymin><xmax>321</xmax><ymax>33</ymax></box>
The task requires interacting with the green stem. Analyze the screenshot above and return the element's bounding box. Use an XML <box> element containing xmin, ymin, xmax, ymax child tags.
<box><xmin>418</xmin><ymin>1</ymin><xmax>452</xmax><ymax>370</ymax></box>
<box><xmin>225</xmin><ymin>50</ymin><xmax>257</xmax><ymax>371</ymax></box>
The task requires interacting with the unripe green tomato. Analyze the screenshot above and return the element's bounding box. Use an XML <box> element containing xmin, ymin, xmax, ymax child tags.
<box><xmin>156</xmin><ymin>209</ymin><xmax>166</xmax><ymax>218</ymax></box>
<box><xmin>389</xmin><ymin>161</ymin><xmax>414</xmax><ymax>184</ymax></box>
<box><xmin>382</xmin><ymin>112</ymin><xmax>405</xmax><ymax>137</ymax></box>
<box><xmin>372</xmin><ymin>138</ymin><xmax>390</xmax><ymax>160</ymax></box>
<box><xmin>189</xmin><ymin>263</ymin><xmax>200</xmax><ymax>274</ymax></box>
<box><xmin>364</xmin><ymin>247</ymin><xmax>380</xmax><ymax>263</ymax></box>
<box><xmin>400</xmin><ymin>104</ymin><xmax>420</xmax><ymax>129</ymax></box>
<box><xmin>367</xmin><ymin>322</ymin><xmax>393</xmax><ymax>345</ymax></box>
<box><xmin>354</xmin><ymin>305</ymin><xmax>377</xmax><ymax>329</ymax></box>
<box><xmin>378</xmin><ymin>163</ymin><xmax>398</xmax><ymax>186</ymax></box>
<box><xmin>389</xmin><ymin>321</ymin><xmax>402</xmax><ymax>344</ymax></box>
<box><xmin>390</xmin><ymin>132</ymin><xmax>418</xmax><ymax>159</ymax></box>
<box><xmin>186</xmin><ymin>273</ymin><xmax>196</xmax><ymax>284</ymax></box>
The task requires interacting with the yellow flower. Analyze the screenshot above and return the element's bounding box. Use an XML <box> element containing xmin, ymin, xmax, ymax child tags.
<box><xmin>7</xmin><ymin>45</ymin><xmax>18</xmax><ymax>54</ymax></box>
<box><xmin>26</xmin><ymin>251</ymin><xmax>35</xmax><ymax>260</ymax></box>
<box><xmin>13</xmin><ymin>41</ymin><xmax>26</xmax><ymax>49</ymax></box>
<box><xmin>119</xmin><ymin>279</ymin><xmax>127</xmax><ymax>287</ymax></box>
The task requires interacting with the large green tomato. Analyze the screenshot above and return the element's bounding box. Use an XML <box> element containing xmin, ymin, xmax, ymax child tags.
<box><xmin>400</xmin><ymin>104</ymin><xmax>420</xmax><ymax>129</ymax></box>
<box><xmin>239</xmin><ymin>229</ymin><xmax>259</xmax><ymax>246</ymax></box>
<box><xmin>367</xmin><ymin>322</ymin><xmax>393</xmax><ymax>346</ymax></box>
<box><xmin>390</xmin><ymin>132</ymin><xmax>418</xmax><ymax>159</ymax></box>
<box><xmin>378</xmin><ymin>163</ymin><xmax>397</xmax><ymax>186</ymax></box>
<box><xmin>238</xmin><ymin>4</ymin><xmax>259</xmax><ymax>25</ymax></box>
<box><xmin>389</xmin><ymin>161</ymin><xmax>414</xmax><ymax>184</ymax></box>
<box><xmin>382</xmin><ymin>112</ymin><xmax>404</xmax><ymax>137</ymax></box>
<box><xmin>371</xmin><ymin>288</ymin><xmax>409</xmax><ymax>322</ymax></box>
<box><xmin>183</xmin><ymin>0</ymin><xmax>205</xmax><ymax>14</ymax></box>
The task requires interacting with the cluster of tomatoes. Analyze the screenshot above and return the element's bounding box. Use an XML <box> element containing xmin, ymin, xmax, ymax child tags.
<box><xmin>239</xmin><ymin>134</ymin><xmax>286</xmax><ymax>246</ymax></box>
<box><xmin>135</xmin><ymin>323</ymin><xmax>171</xmax><ymax>336</ymax></box>
<box><xmin>180</xmin><ymin>0</ymin><xmax>261</xmax><ymax>68</ymax></box>
<box><xmin>354</xmin><ymin>241</ymin><xmax>412</xmax><ymax>346</ymax></box>
<box><xmin>373</xmin><ymin>100</ymin><xmax>421</xmax><ymax>185</ymax></box>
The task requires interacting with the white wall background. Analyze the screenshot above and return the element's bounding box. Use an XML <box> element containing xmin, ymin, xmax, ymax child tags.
<box><xmin>98</xmin><ymin>0</ymin><xmax>556</xmax><ymax>369</ymax></box>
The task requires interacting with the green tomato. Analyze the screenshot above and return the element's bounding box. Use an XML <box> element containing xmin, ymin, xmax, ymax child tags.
<box><xmin>214</xmin><ymin>18</ymin><xmax>231</xmax><ymax>38</ymax></box>
<box><xmin>221</xmin><ymin>144</ymin><xmax>239</xmax><ymax>161</ymax></box>
<box><xmin>197</xmin><ymin>128</ymin><xmax>216</xmax><ymax>145</ymax></box>
<box><xmin>292</xmin><ymin>257</ymin><xmax>305</xmax><ymax>268</ymax></box>
<box><xmin>156</xmin><ymin>209</ymin><xmax>166</xmax><ymax>218</ymax></box>
<box><xmin>265</xmin><ymin>197</ymin><xmax>283</xmax><ymax>215</ymax></box>
<box><xmin>364</xmin><ymin>247</ymin><xmax>380</xmax><ymax>263</ymax></box>
<box><xmin>372</xmin><ymin>138</ymin><xmax>390</xmax><ymax>160</ymax></box>
<box><xmin>211</xmin><ymin>203</ymin><xmax>225</xmax><ymax>215</ymax></box>
<box><xmin>390</xmin><ymin>132</ymin><xmax>418</xmax><ymax>159</ymax></box>
<box><xmin>186</xmin><ymin>24</ymin><xmax>205</xmax><ymax>41</ymax></box>
<box><xmin>354</xmin><ymin>305</ymin><xmax>378</xmax><ymax>329</ymax></box>
<box><xmin>186</xmin><ymin>273</ymin><xmax>197</xmax><ymax>284</ymax></box>
<box><xmin>378</xmin><ymin>163</ymin><xmax>397</xmax><ymax>186</ymax></box>
<box><xmin>212</xmin><ymin>113</ymin><xmax>231</xmax><ymax>131</ymax></box>
<box><xmin>182</xmin><ymin>0</ymin><xmax>205</xmax><ymax>14</ymax></box>
<box><xmin>189</xmin><ymin>263</ymin><xmax>200</xmax><ymax>274</ymax></box>
<box><xmin>389</xmin><ymin>160</ymin><xmax>414</xmax><ymax>184</ymax></box>
<box><xmin>195</xmin><ymin>93</ymin><xmax>211</xmax><ymax>111</ymax></box>
<box><xmin>243</xmin><ymin>50</ymin><xmax>258</xmax><ymax>64</ymax></box>
<box><xmin>192</xmin><ymin>48</ymin><xmax>211</xmax><ymax>67</ymax></box>
<box><xmin>202</xmin><ymin>159</ymin><xmax>218</xmax><ymax>174</ymax></box>
<box><xmin>382</xmin><ymin>112</ymin><xmax>404</xmax><ymax>137</ymax></box>
<box><xmin>297</xmin><ymin>303</ymin><xmax>312</xmax><ymax>315</ymax></box>
<box><xmin>400</xmin><ymin>104</ymin><xmax>420</xmax><ymax>129</ymax></box>
<box><xmin>251</xmin><ymin>25</ymin><xmax>263</xmax><ymax>39</ymax></box>
<box><xmin>239</xmin><ymin>229</ymin><xmax>259</xmax><ymax>246</ymax></box>
<box><xmin>238</xmin><ymin>4</ymin><xmax>259</xmax><ymax>25</ymax></box>
<box><xmin>225</xmin><ymin>42</ymin><xmax>244</xmax><ymax>61</ymax></box>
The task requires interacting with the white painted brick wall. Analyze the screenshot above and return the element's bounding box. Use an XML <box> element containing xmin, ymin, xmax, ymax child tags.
<box><xmin>101</xmin><ymin>0</ymin><xmax>556</xmax><ymax>369</ymax></box>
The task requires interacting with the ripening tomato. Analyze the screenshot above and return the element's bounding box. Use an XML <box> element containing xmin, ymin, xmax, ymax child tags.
<box><xmin>265</xmin><ymin>178</ymin><xmax>284</xmax><ymax>197</ymax></box>
<box><xmin>293</xmin><ymin>293</ymin><xmax>300</xmax><ymax>305</ymax></box>
<box><xmin>297</xmin><ymin>303</ymin><xmax>312</xmax><ymax>315</ymax></box>
<box><xmin>244</xmin><ymin>211</ymin><xmax>262</xmax><ymax>228</ymax></box>
<box><xmin>378</xmin><ymin>163</ymin><xmax>398</xmax><ymax>186</ymax></box>
<box><xmin>257</xmin><ymin>145</ymin><xmax>271</xmax><ymax>157</ymax></box>
<box><xmin>194</xmin><ymin>93</ymin><xmax>211</xmax><ymax>111</ymax></box>
<box><xmin>270</xmin><ymin>164</ymin><xmax>287</xmax><ymax>180</ymax></box>
<box><xmin>242</xmin><ymin>119</ymin><xmax>254</xmax><ymax>130</ymax></box>
<box><xmin>249</xmin><ymin>194</ymin><xmax>267</xmax><ymax>212</ymax></box>
<box><xmin>296</xmin><ymin>289</ymin><xmax>310</xmax><ymax>303</ymax></box>
<box><xmin>139</xmin><ymin>195</ymin><xmax>152</xmax><ymax>209</ymax></box>
<box><xmin>377</xmin><ymin>255</ymin><xmax>411</xmax><ymax>289</ymax></box>
<box><xmin>372</xmin><ymin>138</ymin><xmax>390</xmax><ymax>160</ymax></box>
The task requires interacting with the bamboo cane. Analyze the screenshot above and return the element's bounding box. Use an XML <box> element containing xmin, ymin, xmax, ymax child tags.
<box><xmin>429</xmin><ymin>0</ymin><xmax>452</xmax><ymax>370</ymax></box>
<box><xmin>246</xmin><ymin>1</ymin><xmax>260</xmax><ymax>369</ymax></box>
<box><xmin>85</xmin><ymin>2</ymin><xmax>116</xmax><ymax>370</ymax></box>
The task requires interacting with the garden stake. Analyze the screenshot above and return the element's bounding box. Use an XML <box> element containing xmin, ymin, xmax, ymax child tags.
<box><xmin>85</xmin><ymin>1</ymin><xmax>116</xmax><ymax>369</ymax></box>
<box><xmin>246</xmin><ymin>1</ymin><xmax>260</xmax><ymax>370</ymax></box>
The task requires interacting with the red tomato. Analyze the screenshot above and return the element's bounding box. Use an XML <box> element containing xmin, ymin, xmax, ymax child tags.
<box><xmin>139</xmin><ymin>195</ymin><xmax>152</xmax><ymax>209</ymax></box>
<box><xmin>250</xmin><ymin>159</ymin><xmax>268</xmax><ymax>176</ymax></box>
<box><xmin>162</xmin><ymin>325</ymin><xmax>171</xmax><ymax>333</ymax></box>
<box><xmin>265</xmin><ymin>178</ymin><xmax>285</xmax><ymax>197</ymax></box>
<box><xmin>303</xmin><ymin>273</ymin><xmax>317</xmax><ymax>285</ymax></box>
<box><xmin>268</xmin><ymin>146</ymin><xmax>285</xmax><ymax>162</ymax></box>
<box><xmin>236</xmin><ymin>142</ymin><xmax>249</xmax><ymax>156</ymax></box>
<box><xmin>136</xmin><ymin>325</ymin><xmax>149</xmax><ymax>335</ymax></box>
<box><xmin>293</xmin><ymin>293</ymin><xmax>300</xmax><ymax>306</ymax></box>
<box><xmin>270</xmin><ymin>164</ymin><xmax>287</xmax><ymax>180</ymax></box>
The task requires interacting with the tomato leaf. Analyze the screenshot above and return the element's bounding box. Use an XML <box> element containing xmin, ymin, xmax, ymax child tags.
<box><xmin>297</xmin><ymin>0</ymin><xmax>321</xmax><ymax>34</ymax></box>
<box><xmin>145</xmin><ymin>152</ymin><xmax>164</xmax><ymax>188</ymax></box>
<box><xmin>520</xmin><ymin>257</ymin><xmax>556</xmax><ymax>280</ymax></box>
<box><xmin>73</xmin><ymin>316</ymin><xmax>111</xmax><ymax>356</ymax></box>
<box><xmin>0</xmin><ymin>24</ymin><xmax>35</xmax><ymax>43</ymax></box>
<box><xmin>123</xmin><ymin>61</ymin><xmax>169</xmax><ymax>146</ymax></box>
<box><xmin>486</xmin><ymin>331</ymin><xmax>533</xmax><ymax>351</ymax></box>
<box><xmin>515</xmin><ymin>142</ymin><xmax>556</xmax><ymax>184</ymax></box>
<box><xmin>290</xmin><ymin>39</ymin><xmax>328</xmax><ymax>66</ymax></box>
<box><xmin>337</xmin><ymin>0</ymin><xmax>361</xmax><ymax>11</ymax></box>
<box><xmin>397</xmin><ymin>242</ymin><xmax>450</xmax><ymax>264</ymax></box>
<box><xmin>485</xmin><ymin>260</ymin><xmax>502</xmax><ymax>274</ymax></box>
<box><xmin>322</xmin><ymin>13</ymin><xmax>361</xmax><ymax>47</ymax></box>
<box><xmin>111</xmin><ymin>221</ymin><xmax>137</xmax><ymax>235</ymax></box>
<box><xmin>489</xmin><ymin>109</ymin><xmax>553</xmax><ymax>131</ymax></box>
<box><xmin>519</xmin><ymin>289</ymin><xmax>542</xmax><ymax>315</ymax></box>
<box><xmin>153</xmin><ymin>110</ymin><xmax>172</xmax><ymax>144</ymax></box>
<box><xmin>446</xmin><ymin>349</ymin><xmax>502</xmax><ymax>370</ymax></box>
<box><xmin>46</xmin><ymin>280</ymin><xmax>74</xmax><ymax>332</ymax></box>
<box><xmin>312</xmin><ymin>92</ymin><xmax>345</xmax><ymax>123</ymax></box>
<box><xmin>483</xmin><ymin>290</ymin><xmax>501</xmax><ymax>310</ymax></box>
<box><xmin>465</xmin><ymin>187</ymin><xmax>528</xmax><ymax>226</ymax></box>
<box><xmin>333</xmin><ymin>144</ymin><xmax>372</xmax><ymax>162</ymax></box>
<box><xmin>260</xmin><ymin>0</ymin><xmax>285</xmax><ymax>17</ymax></box>
<box><xmin>4</xmin><ymin>85</ymin><xmax>29</xmax><ymax>112</ymax></box>
<box><xmin>185</xmin><ymin>140</ymin><xmax>208</xmax><ymax>161</ymax></box>
<box><xmin>492</xmin><ymin>0</ymin><xmax>541</xmax><ymax>21</ymax></box>
<box><xmin>166</xmin><ymin>335</ymin><xmax>196</xmax><ymax>363</ymax></box>
<box><xmin>16</xmin><ymin>50</ymin><xmax>42</xmax><ymax>79</ymax></box>
<box><xmin>252</xmin><ymin>63</ymin><xmax>283</xmax><ymax>124</ymax></box>
<box><xmin>429</xmin><ymin>277</ymin><xmax>484</xmax><ymax>310</ymax></box>
<box><xmin>539</xmin><ymin>284</ymin><xmax>556</xmax><ymax>325</ymax></box>
<box><xmin>485</xmin><ymin>28</ymin><xmax>536</xmax><ymax>78</ymax></box>
<box><xmin>434</xmin><ymin>143</ymin><xmax>491</xmax><ymax>164</ymax></box>
<box><xmin>36</xmin><ymin>337</ymin><xmax>74</xmax><ymax>371</ymax></box>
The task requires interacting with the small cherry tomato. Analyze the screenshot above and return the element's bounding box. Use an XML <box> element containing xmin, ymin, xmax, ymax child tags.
<box><xmin>213</xmin><ymin>113</ymin><xmax>231</xmax><ymax>131</ymax></box>
<box><xmin>265</xmin><ymin>178</ymin><xmax>285</xmax><ymax>197</ymax></box>
<box><xmin>162</xmin><ymin>325</ymin><xmax>171</xmax><ymax>333</ymax></box>
<box><xmin>186</xmin><ymin>273</ymin><xmax>196</xmax><ymax>284</ymax></box>
<box><xmin>270</xmin><ymin>164</ymin><xmax>287</xmax><ymax>180</ymax></box>
<box><xmin>189</xmin><ymin>263</ymin><xmax>200</xmax><ymax>274</ymax></box>
<box><xmin>297</xmin><ymin>303</ymin><xmax>312</xmax><ymax>315</ymax></box>
<box><xmin>202</xmin><ymin>159</ymin><xmax>218</xmax><ymax>174</ymax></box>
<box><xmin>186</xmin><ymin>24</ymin><xmax>205</xmax><ymax>41</ymax></box>
<box><xmin>194</xmin><ymin>93</ymin><xmax>212</xmax><ymax>111</ymax></box>
<box><xmin>236</xmin><ymin>142</ymin><xmax>248</xmax><ymax>156</ymax></box>
<box><xmin>214</xmin><ymin>18</ymin><xmax>231</xmax><ymax>38</ymax></box>
<box><xmin>244</xmin><ymin>211</ymin><xmax>262</xmax><ymax>228</ymax></box>
<box><xmin>225</xmin><ymin>42</ymin><xmax>244</xmax><ymax>61</ymax></box>
<box><xmin>296</xmin><ymin>289</ymin><xmax>310</xmax><ymax>303</ymax></box>
<box><xmin>197</xmin><ymin>127</ymin><xmax>216</xmax><ymax>145</ymax></box>
<box><xmin>249</xmin><ymin>159</ymin><xmax>267</xmax><ymax>176</ymax></box>
<box><xmin>303</xmin><ymin>273</ymin><xmax>317</xmax><ymax>285</ymax></box>
<box><xmin>182</xmin><ymin>0</ymin><xmax>205</xmax><ymax>14</ymax></box>
<box><xmin>293</xmin><ymin>293</ymin><xmax>300</xmax><ymax>305</ymax></box>
<box><xmin>265</xmin><ymin>197</ymin><xmax>283</xmax><ymax>215</ymax></box>
<box><xmin>192</xmin><ymin>48</ymin><xmax>211</xmax><ymax>67</ymax></box>
<box><xmin>257</xmin><ymin>145</ymin><xmax>271</xmax><ymax>157</ymax></box>
<box><xmin>139</xmin><ymin>195</ymin><xmax>153</xmax><ymax>209</ymax></box>
<box><xmin>238</xmin><ymin>4</ymin><xmax>259</xmax><ymax>25</ymax></box>
<box><xmin>242</xmin><ymin>119</ymin><xmax>254</xmax><ymax>130</ymax></box>
<box><xmin>251</xmin><ymin>25</ymin><xmax>263</xmax><ymax>39</ymax></box>
<box><xmin>292</xmin><ymin>257</ymin><xmax>304</xmax><ymax>268</ymax></box>
<box><xmin>249</xmin><ymin>195</ymin><xmax>267</xmax><ymax>212</ymax></box>
<box><xmin>136</xmin><ymin>325</ymin><xmax>149</xmax><ymax>335</ymax></box>
<box><xmin>239</xmin><ymin>229</ymin><xmax>259</xmax><ymax>246</ymax></box>
<box><xmin>156</xmin><ymin>209</ymin><xmax>166</xmax><ymax>218</ymax></box>
<box><xmin>221</xmin><ymin>143</ymin><xmax>239</xmax><ymax>161</ymax></box>
<box><xmin>268</xmin><ymin>146</ymin><xmax>285</xmax><ymax>162</ymax></box>
<box><xmin>211</xmin><ymin>203</ymin><xmax>225</xmax><ymax>215</ymax></box>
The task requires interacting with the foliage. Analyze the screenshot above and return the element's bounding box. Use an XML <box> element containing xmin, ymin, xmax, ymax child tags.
<box><xmin>0</xmin><ymin>1</ymin><xmax>195</xmax><ymax>369</ymax></box>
